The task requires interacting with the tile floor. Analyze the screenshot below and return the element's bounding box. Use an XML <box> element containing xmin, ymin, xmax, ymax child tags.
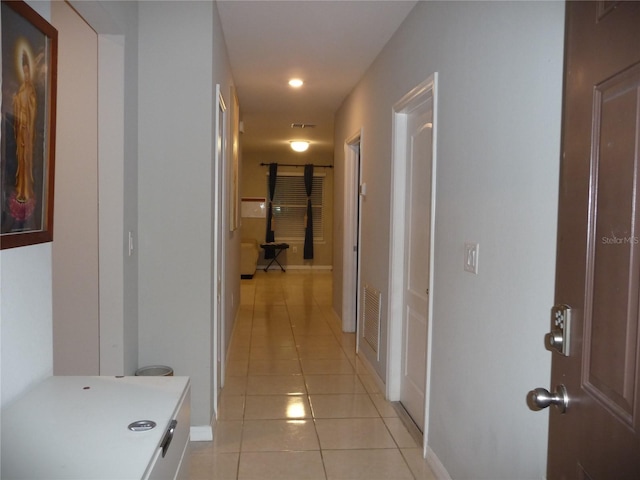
<box><xmin>189</xmin><ymin>270</ymin><xmax>436</xmax><ymax>480</ymax></box>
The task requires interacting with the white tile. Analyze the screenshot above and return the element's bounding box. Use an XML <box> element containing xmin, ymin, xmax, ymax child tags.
<box><xmin>226</xmin><ymin>359</ymin><xmax>249</xmax><ymax>377</ymax></box>
<box><xmin>309</xmin><ymin>394</ymin><xmax>379</xmax><ymax>418</ymax></box>
<box><xmin>357</xmin><ymin>374</ymin><xmax>383</xmax><ymax>394</ymax></box>
<box><xmin>238</xmin><ymin>451</ymin><xmax>325</xmax><ymax>479</ymax></box>
<box><xmin>401</xmin><ymin>448</ymin><xmax>438</xmax><ymax>480</ymax></box>
<box><xmin>212</xmin><ymin>421</ymin><xmax>243</xmax><ymax>453</ymax></box>
<box><xmin>241</xmin><ymin>419</ymin><xmax>320</xmax><ymax>452</ymax></box>
<box><xmin>370</xmin><ymin>393</ymin><xmax>399</xmax><ymax>417</ymax></box>
<box><xmin>250</xmin><ymin>346</ymin><xmax>298</xmax><ymax>360</ymax></box>
<box><xmin>217</xmin><ymin>395</ymin><xmax>245</xmax><ymax>420</ymax></box>
<box><xmin>244</xmin><ymin>395</ymin><xmax>311</xmax><ymax>420</ymax></box>
<box><xmin>246</xmin><ymin>375</ymin><xmax>306</xmax><ymax>395</ymax></box>
<box><xmin>304</xmin><ymin>375</ymin><xmax>367</xmax><ymax>394</ymax></box>
<box><xmin>248</xmin><ymin>358</ymin><xmax>302</xmax><ymax>375</ymax></box>
<box><xmin>315</xmin><ymin>418</ymin><xmax>396</xmax><ymax>449</ymax></box>
<box><xmin>301</xmin><ymin>358</ymin><xmax>355</xmax><ymax>375</ymax></box>
<box><xmin>189</xmin><ymin>451</ymin><xmax>239</xmax><ymax>480</ymax></box>
<box><xmin>323</xmin><ymin>449</ymin><xmax>414</xmax><ymax>479</ymax></box>
<box><xmin>297</xmin><ymin>344</ymin><xmax>350</xmax><ymax>359</ymax></box>
<box><xmin>221</xmin><ymin>376</ymin><xmax>247</xmax><ymax>396</ymax></box>
<box><xmin>251</xmin><ymin>335</ymin><xmax>296</xmax><ymax>348</ymax></box>
<box><xmin>383</xmin><ymin>417</ymin><xmax>420</xmax><ymax>448</ymax></box>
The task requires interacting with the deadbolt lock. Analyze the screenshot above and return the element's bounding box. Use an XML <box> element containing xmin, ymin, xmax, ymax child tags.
<box><xmin>547</xmin><ymin>304</ymin><xmax>571</xmax><ymax>356</ymax></box>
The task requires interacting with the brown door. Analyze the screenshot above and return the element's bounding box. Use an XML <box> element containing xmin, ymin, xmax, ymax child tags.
<box><xmin>547</xmin><ymin>2</ymin><xmax>640</xmax><ymax>478</ymax></box>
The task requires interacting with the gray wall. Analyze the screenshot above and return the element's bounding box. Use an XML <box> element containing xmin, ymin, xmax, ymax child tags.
<box><xmin>1</xmin><ymin>1</ymin><xmax>239</xmax><ymax>434</ymax></box>
<box><xmin>333</xmin><ymin>2</ymin><xmax>565</xmax><ymax>478</ymax></box>
<box><xmin>1</xmin><ymin>0</ymin><xmax>142</xmax><ymax>406</ymax></box>
<box><xmin>137</xmin><ymin>1</ymin><xmax>238</xmax><ymax>427</ymax></box>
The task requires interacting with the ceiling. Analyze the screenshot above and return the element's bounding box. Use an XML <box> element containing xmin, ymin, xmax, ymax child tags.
<box><xmin>216</xmin><ymin>0</ymin><xmax>418</xmax><ymax>155</ymax></box>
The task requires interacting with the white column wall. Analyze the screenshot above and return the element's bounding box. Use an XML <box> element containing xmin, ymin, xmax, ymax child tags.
<box><xmin>51</xmin><ymin>0</ymin><xmax>100</xmax><ymax>375</ymax></box>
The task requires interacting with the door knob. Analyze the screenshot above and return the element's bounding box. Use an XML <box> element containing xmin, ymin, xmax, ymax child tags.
<box><xmin>528</xmin><ymin>385</ymin><xmax>569</xmax><ymax>413</ymax></box>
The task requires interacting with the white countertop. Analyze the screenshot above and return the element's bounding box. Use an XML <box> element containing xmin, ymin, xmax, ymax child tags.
<box><xmin>1</xmin><ymin>375</ymin><xmax>190</xmax><ymax>479</ymax></box>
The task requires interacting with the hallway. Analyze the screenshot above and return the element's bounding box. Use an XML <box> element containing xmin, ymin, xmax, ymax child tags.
<box><xmin>189</xmin><ymin>271</ymin><xmax>436</xmax><ymax>479</ymax></box>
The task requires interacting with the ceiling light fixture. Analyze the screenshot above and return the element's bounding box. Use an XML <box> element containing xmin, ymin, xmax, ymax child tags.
<box><xmin>290</xmin><ymin>141</ymin><xmax>310</xmax><ymax>152</ymax></box>
<box><xmin>288</xmin><ymin>78</ymin><xmax>304</xmax><ymax>88</ymax></box>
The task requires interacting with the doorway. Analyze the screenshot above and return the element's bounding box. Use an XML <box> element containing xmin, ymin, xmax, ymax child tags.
<box><xmin>388</xmin><ymin>75</ymin><xmax>438</xmax><ymax>445</ymax></box>
<box><xmin>342</xmin><ymin>132</ymin><xmax>363</xmax><ymax>335</ymax></box>
<box><xmin>213</xmin><ymin>86</ymin><xmax>227</xmax><ymax>412</ymax></box>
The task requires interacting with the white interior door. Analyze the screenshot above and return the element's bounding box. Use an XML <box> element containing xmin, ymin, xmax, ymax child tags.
<box><xmin>343</xmin><ymin>133</ymin><xmax>362</xmax><ymax>335</ymax></box>
<box><xmin>400</xmin><ymin>95</ymin><xmax>434</xmax><ymax>430</ymax></box>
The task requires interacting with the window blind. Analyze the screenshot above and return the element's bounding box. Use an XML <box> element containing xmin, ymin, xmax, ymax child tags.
<box><xmin>269</xmin><ymin>174</ymin><xmax>324</xmax><ymax>241</ymax></box>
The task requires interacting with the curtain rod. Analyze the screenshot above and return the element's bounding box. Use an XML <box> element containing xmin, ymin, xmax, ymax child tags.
<box><xmin>260</xmin><ymin>162</ymin><xmax>333</xmax><ymax>169</ymax></box>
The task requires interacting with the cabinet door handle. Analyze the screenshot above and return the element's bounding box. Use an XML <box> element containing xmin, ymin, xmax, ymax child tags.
<box><xmin>160</xmin><ymin>420</ymin><xmax>177</xmax><ymax>458</ymax></box>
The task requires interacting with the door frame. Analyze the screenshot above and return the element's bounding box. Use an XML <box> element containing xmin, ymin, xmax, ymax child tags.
<box><xmin>342</xmin><ymin>130</ymin><xmax>363</xmax><ymax>334</ymax></box>
<box><xmin>387</xmin><ymin>74</ymin><xmax>438</xmax><ymax>447</ymax></box>
<box><xmin>212</xmin><ymin>85</ymin><xmax>227</xmax><ymax>416</ymax></box>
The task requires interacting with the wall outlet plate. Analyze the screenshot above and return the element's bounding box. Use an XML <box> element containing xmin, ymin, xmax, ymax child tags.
<box><xmin>464</xmin><ymin>242</ymin><xmax>479</xmax><ymax>274</ymax></box>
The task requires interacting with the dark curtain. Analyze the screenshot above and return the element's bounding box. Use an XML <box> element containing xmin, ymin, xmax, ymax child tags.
<box><xmin>303</xmin><ymin>164</ymin><xmax>314</xmax><ymax>259</ymax></box>
<box><xmin>265</xmin><ymin>163</ymin><xmax>277</xmax><ymax>258</ymax></box>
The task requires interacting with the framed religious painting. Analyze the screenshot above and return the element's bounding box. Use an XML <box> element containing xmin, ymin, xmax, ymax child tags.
<box><xmin>1</xmin><ymin>0</ymin><xmax>57</xmax><ymax>249</ymax></box>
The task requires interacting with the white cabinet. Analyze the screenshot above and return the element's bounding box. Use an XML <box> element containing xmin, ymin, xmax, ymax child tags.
<box><xmin>1</xmin><ymin>376</ymin><xmax>191</xmax><ymax>479</ymax></box>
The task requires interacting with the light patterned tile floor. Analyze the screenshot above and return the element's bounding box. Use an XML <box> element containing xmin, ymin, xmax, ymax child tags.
<box><xmin>189</xmin><ymin>271</ymin><xmax>436</xmax><ymax>480</ymax></box>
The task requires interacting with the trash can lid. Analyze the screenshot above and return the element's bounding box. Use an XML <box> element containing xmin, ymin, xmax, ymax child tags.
<box><xmin>135</xmin><ymin>365</ymin><xmax>174</xmax><ymax>376</ymax></box>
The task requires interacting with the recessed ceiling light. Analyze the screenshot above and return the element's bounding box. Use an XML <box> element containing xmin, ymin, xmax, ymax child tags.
<box><xmin>290</xmin><ymin>141</ymin><xmax>309</xmax><ymax>152</ymax></box>
<box><xmin>288</xmin><ymin>78</ymin><xmax>304</xmax><ymax>88</ymax></box>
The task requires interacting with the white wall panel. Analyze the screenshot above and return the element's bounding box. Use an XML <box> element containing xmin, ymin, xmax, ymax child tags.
<box><xmin>1</xmin><ymin>244</ymin><xmax>53</xmax><ymax>407</ymax></box>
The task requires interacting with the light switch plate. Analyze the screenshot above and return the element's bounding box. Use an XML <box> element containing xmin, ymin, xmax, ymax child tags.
<box><xmin>464</xmin><ymin>242</ymin><xmax>479</xmax><ymax>274</ymax></box>
<box><xmin>128</xmin><ymin>231</ymin><xmax>134</xmax><ymax>257</ymax></box>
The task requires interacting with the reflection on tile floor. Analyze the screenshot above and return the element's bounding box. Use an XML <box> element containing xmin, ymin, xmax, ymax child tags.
<box><xmin>189</xmin><ymin>271</ymin><xmax>436</xmax><ymax>480</ymax></box>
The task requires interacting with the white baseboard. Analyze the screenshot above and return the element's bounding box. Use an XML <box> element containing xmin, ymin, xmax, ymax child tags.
<box><xmin>356</xmin><ymin>352</ymin><xmax>387</xmax><ymax>394</ymax></box>
<box><xmin>426</xmin><ymin>446</ymin><xmax>452</xmax><ymax>480</ymax></box>
<box><xmin>190</xmin><ymin>425</ymin><xmax>213</xmax><ymax>442</ymax></box>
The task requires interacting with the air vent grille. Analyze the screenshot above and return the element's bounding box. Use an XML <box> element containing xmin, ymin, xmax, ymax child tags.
<box><xmin>291</xmin><ymin>123</ymin><xmax>317</xmax><ymax>129</ymax></box>
<box><xmin>362</xmin><ymin>284</ymin><xmax>381</xmax><ymax>359</ymax></box>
